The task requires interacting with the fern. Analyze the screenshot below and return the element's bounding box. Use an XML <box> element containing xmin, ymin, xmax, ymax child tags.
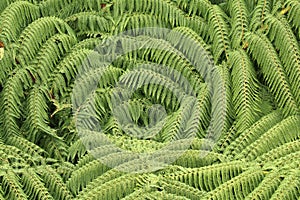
<box><xmin>235</xmin><ymin>115</ymin><xmax>300</xmax><ymax>161</ymax></box>
<box><xmin>245</xmin><ymin>31</ymin><xmax>300</xmax><ymax>116</ymax></box>
<box><xmin>207</xmin><ymin>5</ymin><xmax>231</xmax><ymax>62</ymax></box>
<box><xmin>264</xmin><ymin>13</ymin><xmax>300</xmax><ymax>106</ymax></box>
<box><xmin>269</xmin><ymin>169</ymin><xmax>300</xmax><ymax>200</ymax></box>
<box><xmin>228</xmin><ymin>49</ymin><xmax>261</xmax><ymax>133</ymax></box>
<box><xmin>0</xmin><ymin>1</ymin><xmax>40</xmax><ymax>43</ymax></box>
<box><xmin>228</xmin><ymin>0</ymin><xmax>250</xmax><ymax>48</ymax></box>
<box><xmin>1</xmin><ymin>0</ymin><xmax>300</xmax><ymax>199</ymax></box>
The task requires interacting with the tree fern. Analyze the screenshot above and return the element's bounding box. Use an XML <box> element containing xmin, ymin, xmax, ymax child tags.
<box><xmin>1</xmin><ymin>0</ymin><xmax>300</xmax><ymax>199</ymax></box>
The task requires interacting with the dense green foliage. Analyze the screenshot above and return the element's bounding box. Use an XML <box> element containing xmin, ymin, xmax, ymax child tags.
<box><xmin>0</xmin><ymin>0</ymin><xmax>300</xmax><ymax>199</ymax></box>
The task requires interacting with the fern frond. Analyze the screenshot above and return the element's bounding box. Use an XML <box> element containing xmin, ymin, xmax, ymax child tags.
<box><xmin>207</xmin><ymin>64</ymin><xmax>234</xmax><ymax>141</ymax></box>
<box><xmin>166</xmin><ymin>26</ymin><xmax>212</xmax><ymax>75</ymax></box>
<box><xmin>107</xmin><ymin>134</ymin><xmax>164</xmax><ymax>153</ymax></box>
<box><xmin>158</xmin><ymin>177</ymin><xmax>207</xmax><ymax>199</ymax></box>
<box><xmin>1</xmin><ymin>170</ymin><xmax>27</xmax><ymax>200</ymax></box>
<box><xmin>284</xmin><ymin>0</ymin><xmax>300</xmax><ymax>33</ymax></box>
<box><xmin>228</xmin><ymin>49</ymin><xmax>261</xmax><ymax>133</ymax></box>
<box><xmin>50</xmin><ymin>48</ymin><xmax>95</xmax><ymax>96</ymax></box>
<box><xmin>249</xmin><ymin>0</ymin><xmax>272</xmax><ymax>31</ymax></box>
<box><xmin>264</xmin><ymin>13</ymin><xmax>300</xmax><ymax>106</ymax></box>
<box><xmin>0</xmin><ymin>143</ymin><xmax>35</xmax><ymax>167</ymax></box>
<box><xmin>0</xmin><ymin>1</ymin><xmax>40</xmax><ymax>43</ymax></box>
<box><xmin>171</xmin><ymin>0</ymin><xmax>212</xmax><ymax>18</ymax></box>
<box><xmin>116</xmin><ymin>13</ymin><xmax>170</xmax><ymax>34</ymax></box>
<box><xmin>66</xmin><ymin>11</ymin><xmax>113</xmax><ymax>36</ymax></box>
<box><xmin>33</xmin><ymin>34</ymin><xmax>77</xmax><ymax>83</ymax></box>
<box><xmin>66</xmin><ymin>159</ymin><xmax>110</xmax><ymax>195</ymax></box>
<box><xmin>214</xmin><ymin>121</ymin><xmax>237</xmax><ymax>153</ymax></box>
<box><xmin>37</xmin><ymin>165</ymin><xmax>73</xmax><ymax>200</ymax></box>
<box><xmin>245</xmin><ymin>169</ymin><xmax>282</xmax><ymax>200</ymax></box>
<box><xmin>0</xmin><ymin>47</ymin><xmax>15</xmax><ymax>85</ymax></box>
<box><xmin>202</xmin><ymin>166</ymin><xmax>265</xmax><ymax>200</ymax></box>
<box><xmin>6</xmin><ymin>136</ymin><xmax>46</xmax><ymax>159</ymax></box>
<box><xmin>207</xmin><ymin>5</ymin><xmax>231</xmax><ymax>62</ymax></box>
<box><xmin>236</xmin><ymin>115</ymin><xmax>300</xmax><ymax>161</ymax></box>
<box><xmin>244</xmin><ymin>31</ymin><xmax>299</xmax><ymax>116</ymax></box>
<box><xmin>269</xmin><ymin>169</ymin><xmax>300</xmax><ymax>200</ymax></box>
<box><xmin>16</xmin><ymin>16</ymin><xmax>75</xmax><ymax>66</ymax></box>
<box><xmin>76</xmin><ymin>173</ymin><xmax>141</xmax><ymax>200</ymax></box>
<box><xmin>141</xmin><ymin>191</ymin><xmax>190</xmax><ymax>200</ymax></box>
<box><xmin>167</xmin><ymin>161</ymin><xmax>246</xmax><ymax>191</ymax></box>
<box><xmin>224</xmin><ymin>111</ymin><xmax>282</xmax><ymax>157</ymax></box>
<box><xmin>22</xmin><ymin>86</ymin><xmax>56</xmax><ymax>142</ymax></box>
<box><xmin>39</xmin><ymin>0</ymin><xmax>77</xmax><ymax>17</ymax></box>
<box><xmin>72</xmin><ymin>38</ymin><xmax>102</xmax><ymax>50</ymax></box>
<box><xmin>0</xmin><ymin>67</ymin><xmax>35</xmax><ymax>138</ymax></box>
<box><xmin>113</xmin><ymin>0</ymin><xmax>190</xmax><ymax>28</ymax></box>
<box><xmin>255</xmin><ymin>140</ymin><xmax>300</xmax><ymax>164</ymax></box>
<box><xmin>270</xmin><ymin>150</ymin><xmax>300</xmax><ymax>168</ymax></box>
<box><xmin>72</xmin><ymin>65</ymin><xmax>121</xmax><ymax>108</ymax></box>
<box><xmin>228</xmin><ymin>0</ymin><xmax>250</xmax><ymax>48</ymax></box>
<box><xmin>21</xmin><ymin>168</ymin><xmax>55</xmax><ymax>200</ymax></box>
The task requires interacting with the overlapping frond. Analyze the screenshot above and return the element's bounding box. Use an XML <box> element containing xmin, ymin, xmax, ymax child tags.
<box><xmin>245</xmin><ymin>31</ymin><xmax>300</xmax><ymax>116</ymax></box>
<box><xmin>0</xmin><ymin>0</ymin><xmax>300</xmax><ymax>199</ymax></box>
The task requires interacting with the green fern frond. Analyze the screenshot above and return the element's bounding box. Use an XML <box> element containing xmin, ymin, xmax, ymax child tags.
<box><xmin>37</xmin><ymin>165</ymin><xmax>73</xmax><ymax>200</ymax></box>
<box><xmin>72</xmin><ymin>38</ymin><xmax>102</xmax><ymax>50</ymax></box>
<box><xmin>22</xmin><ymin>86</ymin><xmax>56</xmax><ymax>141</ymax></box>
<box><xmin>16</xmin><ymin>16</ymin><xmax>75</xmax><ymax>66</ymax></box>
<box><xmin>171</xmin><ymin>0</ymin><xmax>212</xmax><ymax>18</ymax></box>
<box><xmin>264</xmin><ymin>13</ymin><xmax>300</xmax><ymax>106</ymax></box>
<box><xmin>0</xmin><ymin>1</ymin><xmax>40</xmax><ymax>43</ymax></box>
<box><xmin>0</xmin><ymin>143</ymin><xmax>37</xmax><ymax>168</ymax></box>
<box><xmin>107</xmin><ymin>134</ymin><xmax>164</xmax><ymax>152</ymax></box>
<box><xmin>202</xmin><ymin>166</ymin><xmax>265</xmax><ymax>200</ymax></box>
<box><xmin>228</xmin><ymin>49</ymin><xmax>261</xmax><ymax>133</ymax></box>
<box><xmin>167</xmin><ymin>161</ymin><xmax>246</xmax><ymax>191</ymax></box>
<box><xmin>66</xmin><ymin>11</ymin><xmax>113</xmax><ymax>36</ymax></box>
<box><xmin>6</xmin><ymin>136</ymin><xmax>46</xmax><ymax>159</ymax></box>
<box><xmin>0</xmin><ymin>67</ymin><xmax>35</xmax><ymax>138</ymax></box>
<box><xmin>75</xmin><ymin>172</ymin><xmax>139</xmax><ymax>200</ymax></box>
<box><xmin>270</xmin><ymin>150</ymin><xmax>300</xmax><ymax>169</ymax></box>
<box><xmin>113</xmin><ymin>0</ymin><xmax>190</xmax><ymax>28</ymax></box>
<box><xmin>284</xmin><ymin>0</ymin><xmax>300</xmax><ymax>33</ymax></box>
<box><xmin>21</xmin><ymin>168</ymin><xmax>55</xmax><ymax>200</ymax></box>
<box><xmin>66</xmin><ymin>159</ymin><xmax>110</xmax><ymax>195</ymax></box>
<box><xmin>207</xmin><ymin>5</ymin><xmax>231</xmax><ymax>62</ymax></box>
<box><xmin>228</xmin><ymin>0</ymin><xmax>250</xmax><ymax>48</ymax></box>
<box><xmin>236</xmin><ymin>115</ymin><xmax>300</xmax><ymax>161</ymax></box>
<box><xmin>116</xmin><ymin>13</ymin><xmax>170</xmax><ymax>34</ymax></box>
<box><xmin>245</xmin><ymin>169</ymin><xmax>282</xmax><ymax>200</ymax></box>
<box><xmin>214</xmin><ymin>121</ymin><xmax>237</xmax><ymax>153</ymax></box>
<box><xmin>255</xmin><ymin>140</ymin><xmax>300</xmax><ymax>164</ymax></box>
<box><xmin>33</xmin><ymin>34</ymin><xmax>77</xmax><ymax>83</ymax></box>
<box><xmin>224</xmin><ymin>111</ymin><xmax>282</xmax><ymax>157</ymax></box>
<box><xmin>39</xmin><ymin>0</ymin><xmax>77</xmax><ymax>17</ymax></box>
<box><xmin>1</xmin><ymin>170</ymin><xmax>27</xmax><ymax>200</ymax></box>
<box><xmin>141</xmin><ymin>191</ymin><xmax>191</xmax><ymax>200</ymax></box>
<box><xmin>249</xmin><ymin>0</ymin><xmax>272</xmax><ymax>31</ymax></box>
<box><xmin>244</xmin><ymin>31</ymin><xmax>300</xmax><ymax>116</ymax></box>
<box><xmin>269</xmin><ymin>169</ymin><xmax>300</xmax><ymax>200</ymax></box>
<box><xmin>50</xmin><ymin>48</ymin><xmax>95</xmax><ymax>96</ymax></box>
<box><xmin>166</xmin><ymin>26</ymin><xmax>212</xmax><ymax>73</ymax></box>
<box><xmin>207</xmin><ymin>64</ymin><xmax>234</xmax><ymax>141</ymax></box>
<box><xmin>158</xmin><ymin>177</ymin><xmax>206</xmax><ymax>200</ymax></box>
